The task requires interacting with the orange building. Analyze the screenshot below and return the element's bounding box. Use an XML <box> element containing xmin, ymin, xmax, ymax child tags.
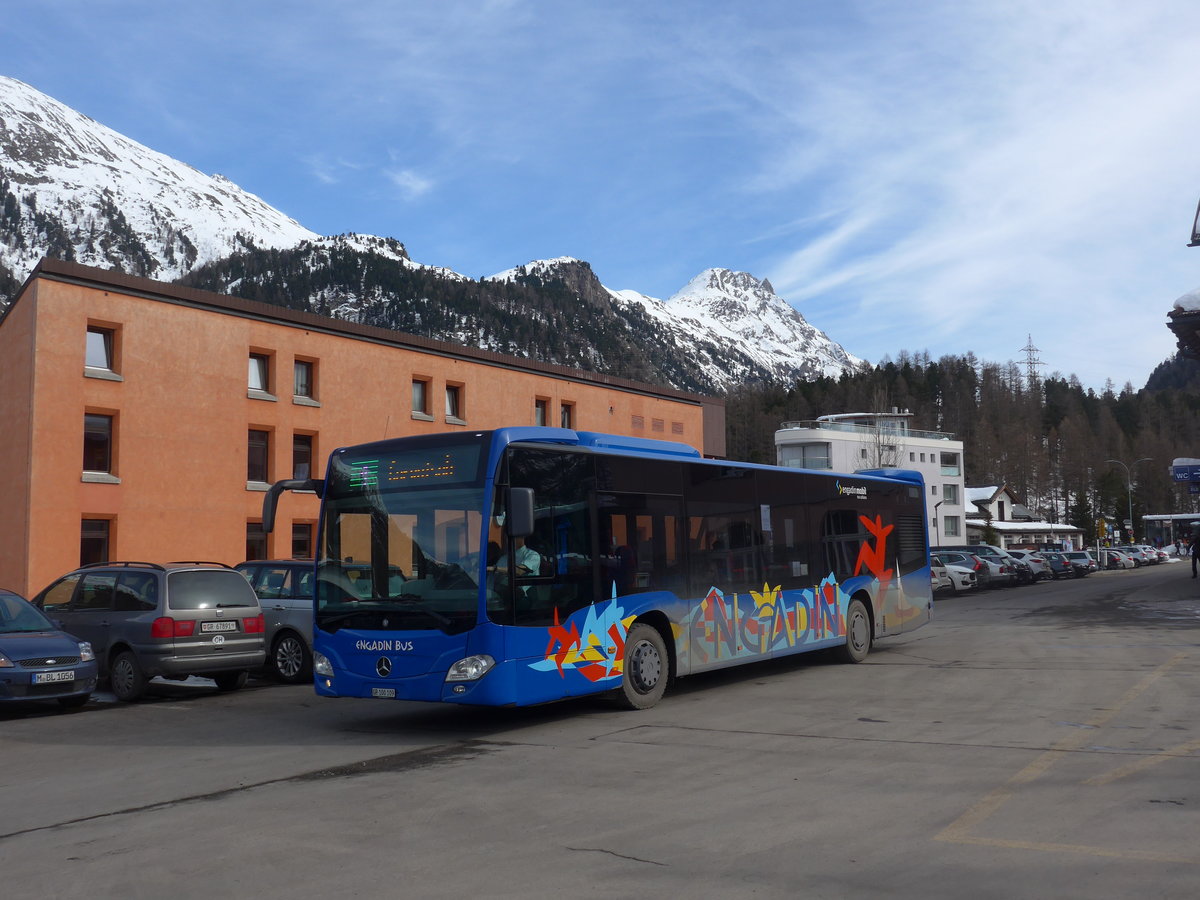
<box><xmin>0</xmin><ymin>259</ymin><xmax>725</xmax><ymax>597</ymax></box>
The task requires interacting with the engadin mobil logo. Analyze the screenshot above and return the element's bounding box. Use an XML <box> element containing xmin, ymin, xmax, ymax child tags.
<box><xmin>836</xmin><ymin>480</ymin><xmax>868</xmax><ymax>498</ymax></box>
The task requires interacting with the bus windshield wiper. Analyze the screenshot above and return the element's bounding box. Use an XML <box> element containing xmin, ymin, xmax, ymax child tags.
<box><xmin>319</xmin><ymin>605</ymin><xmax>453</xmax><ymax>631</ymax></box>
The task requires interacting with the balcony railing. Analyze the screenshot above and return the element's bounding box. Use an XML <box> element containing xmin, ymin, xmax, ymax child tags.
<box><xmin>779</xmin><ymin>420</ymin><xmax>957</xmax><ymax>441</ymax></box>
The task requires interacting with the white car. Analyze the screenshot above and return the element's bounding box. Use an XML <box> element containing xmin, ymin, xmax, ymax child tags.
<box><xmin>1101</xmin><ymin>549</ymin><xmax>1136</xmax><ymax>570</ymax></box>
<box><xmin>941</xmin><ymin>563</ymin><xmax>977</xmax><ymax>592</ymax></box>
<box><xmin>1005</xmin><ymin>549</ymin><xmax>1051</xmax><ymax>580</ymax></box>
<box><xmin>931</xmin><ymin>564</ymin><xmax>953</xmax><ymax>593</ymax></box>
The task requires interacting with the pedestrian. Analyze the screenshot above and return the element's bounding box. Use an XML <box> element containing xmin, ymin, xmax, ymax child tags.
<box><xmin>1191</xmin><ymin>539</ymin><xmax>1198</xmax><ymax>578</ymax></box>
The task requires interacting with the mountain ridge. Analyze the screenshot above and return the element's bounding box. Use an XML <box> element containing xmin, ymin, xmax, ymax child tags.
<box><xmin>0</xmin><ymin>75</ymin><xmax>863</xmax><ymax>394</ymax></box>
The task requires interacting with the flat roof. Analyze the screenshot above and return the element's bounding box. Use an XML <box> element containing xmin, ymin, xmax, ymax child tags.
<box><xmin>9</xmin><ymin>257</ymin><xmax>721</xmax><ymax>409</ymax></box>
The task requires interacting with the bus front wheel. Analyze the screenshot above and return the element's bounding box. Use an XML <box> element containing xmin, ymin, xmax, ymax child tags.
<box><xmin>838</xmin><ymin>599</ymin><xmax>871</xmax><ymax>663</ymax></box>
<box><xmin>616</xmin><ymin>623</ymin><xmax>668</xmax><ymax>709</ymax></box>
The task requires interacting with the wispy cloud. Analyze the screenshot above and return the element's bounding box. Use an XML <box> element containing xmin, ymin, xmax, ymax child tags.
<box><xmin>386</xmin><ymin>168</ymin><xmax>434</xmax><ymax>199</ymax></box>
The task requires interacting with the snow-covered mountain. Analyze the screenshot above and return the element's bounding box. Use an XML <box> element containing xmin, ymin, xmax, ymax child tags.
<box><xmin>492</xmin><ymin>259</ymin><xmax>861</xmax><ymax>388</ymax></box>
<box><xmin>1</xmin><ymin>75</ymin><xmax>863</xmax><ymax>392</ymax></box>
<box><xmin>0</xmin><ymin>75</ymin><xmax>316</xmax><ymax>285</ymax></box>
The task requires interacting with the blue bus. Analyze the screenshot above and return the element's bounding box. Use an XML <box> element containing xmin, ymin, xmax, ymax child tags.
<box><xmin>263</xmin><ymin>427</ymin><xmax>931</xmax><ymax>709</ymax></box>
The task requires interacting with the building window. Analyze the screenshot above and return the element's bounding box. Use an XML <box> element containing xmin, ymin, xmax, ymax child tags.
<box><xmin>293</xmin><ymin>433</ymin><xmax>314</xmax><ymax>480</ymax></box>
<box><xmin>84</xmin><ymin>413</ymin><xmax>114</xmax><ymax>473</ymax></box>
<box><xmin>86</xmin><ymin>326</ymin><xmax>115</xmax><ymax>371</ymax></box>
<box><xmin>246</xmin><ymin>522</ymin><xmax>267</xmax><ymax>561</ymax></box>
<box><xmin>560</xmin><ymin>402</ymin><xmax>574</xmax><ymax>429</ymax></box>
<box><xmin>293</xmin><ymin>360</ymin><xmax>315</xmax><ymax>400</ymax></box>
<box><xmin>652</xmin><ymin>418</ymin><xmax>665</xmax><ymax>433</ymax></box>
<box><xmin>445</xmin><ymin>384</ymin><xmax>464</xmax><ymax>422</ymax></box>
<box><xmin>920</xmin><ymin>453</ymin><xmax>926</xmax><ymax>462</ymax></box>
<box><xmin>81</xmin><ymin>519</ymin><xmax>111</xmax><ymax>566</ymax></box>
<box><xmin>941</xmin><ymin>452</ymin><xmax>961</xmax><ymax>476</ymax></box>
<box><xmin>780</xmin><ymin>442</ymin><xmax>831</xmax><ymax>469</ymax></box>
<box><xmin>248</xmin><ymin>353</ymin><xmax>271</xmax><ymax>393</ymax></box>
<box><xmin>671</xmin><ymin>421</ymin><xmax>684</xmax><ymax>435</ymax></box>
<box><xmin>248</xmin><ymin>429</ymin><xmax>270</xmax><ymax>484</ymax></box>
<box><xmin>944</xmin><ymin>515</ymin><xmax>961</xmax><ymax>537</ymax></box>
<box><xmin>534</xmin><ymin>398</ymin><xmax>549</xmax><ymax>426</ymax></box>
<box><xmin>292</xmin><ymin>523</ymin><xmax>313</xmax><ymax>559</ymax></box>
<box><xmin>631</xmin><ymin>415</ymin><xmax>645</xmax><ymax>430</ymax></box>
<box><xmin>860</xmin><ymin>448</ymin><xmax>868</xmax><ymax>459</ymax></box>
<box><xmin>944</xmin><ymin>484</ymin><xmax>959</xmax><ymax>505</ymax></box>
<box><xmin>931</xmin><ymin>485</ymin><xmax>938</xmax><ymax>496</ymax></box>
<box><xmin>909</xmin><ymin>452</ymin><xmax>915</xmax><ymax>462</ymax></box>
<box><xmin>412</xmin><ymin>377</ymin><xmax>432</xmax><ymax>419</ymax></box>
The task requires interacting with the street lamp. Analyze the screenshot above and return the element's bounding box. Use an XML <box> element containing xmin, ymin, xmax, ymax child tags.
<box><xmin>932</xmin><ymin>499</ymin><xmax>944</xmax><ymax>548</ymax></box>
<box><xmin>1106</xmin><ymin>457</ymin><xmax>1152</xmax><ymax>542</ymax></box>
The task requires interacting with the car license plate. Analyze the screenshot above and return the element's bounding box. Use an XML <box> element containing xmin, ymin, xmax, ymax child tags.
<box><xmin>33</xmin><ymin>670</ymin><xmax>75</xmax><ymax>684</ymax></box>
<box><xmin>201</xmin><ymin>621</ymin><xmax>238</xmax><ymax>632</ymax></box>
<box><xmin>371</xmin><ymin>688</ymin><xmax>396</xmax><ymax>698</ymax></box>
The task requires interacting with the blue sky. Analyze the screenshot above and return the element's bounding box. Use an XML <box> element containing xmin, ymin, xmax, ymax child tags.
<box><xmin>6</xmin><ymin>0</ymin><xmax>1200</xmax><ymax>390</ymax></box>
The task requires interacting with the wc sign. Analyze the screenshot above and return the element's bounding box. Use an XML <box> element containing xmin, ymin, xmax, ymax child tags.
<box><xmin>1171</xmin><ymin>458</ymin><xmax>1200</xmax><ymax>482</ymax></box>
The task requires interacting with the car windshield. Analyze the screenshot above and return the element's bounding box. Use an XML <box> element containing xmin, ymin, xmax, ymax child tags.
<box><xmin>0</xmin><ymin>592</ymin><xmax>56</xmax><ymax>633</ymax></box>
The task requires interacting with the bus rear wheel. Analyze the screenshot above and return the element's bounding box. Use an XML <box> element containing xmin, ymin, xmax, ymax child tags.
<box><xmin>616</xmin><ymin>623</ymin><xmax>668</xmax><ymax>709</ymax></box>
<box><xmin>837</xmin><ymin>598</ymin><xmax>871</xmax><ymax>663</ymax></box>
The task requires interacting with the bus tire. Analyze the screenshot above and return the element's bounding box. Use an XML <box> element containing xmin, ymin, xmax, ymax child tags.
<box><xmin>837</xmin><ymin>598</ymin><xmax>871</xmax><ymax>664</ymax></box>
<box><xmin>616</xmin><ymin>623</ymin><xmax>668</xmax><ymax>709</ymax></box>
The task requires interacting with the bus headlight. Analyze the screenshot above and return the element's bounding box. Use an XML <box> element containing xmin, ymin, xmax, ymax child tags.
<box><xmin>446</xmin><ymin>655</ymin><xmax>495</xmax><ymax>682</ymax></box>
<box><xmin>314</xmin><ymin>651</ymin><xmax>334</xmax><ymax>677</ymax></box>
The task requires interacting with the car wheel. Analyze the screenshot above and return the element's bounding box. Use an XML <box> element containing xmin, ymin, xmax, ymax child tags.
<box><xmin>57</xmin><ymin>693</ymin><xmax>90</xmax><ymax>710</ymax></box>
<box><xmin>837</xmin><ymin>598</ymin><xmax>872</xmax><ymax>663</ymax></box>
<box><xmin>615</xmin><ymin>623</ymin><xmax>668</xmax><ymax>709</ymax></box>
<box><xmin>109</xmin><ymin>651</ymin><xmax>148</xmax><ymax>702</ymax></box>
<box><xmin>271</xmin><ymin>632</ymin><xmax>312</xmax><ymax>684</ymax></box>
<box><xmin>213</xmin><ymin>671</ymin><xmax>248</xmax><ymax>692</ymax></box>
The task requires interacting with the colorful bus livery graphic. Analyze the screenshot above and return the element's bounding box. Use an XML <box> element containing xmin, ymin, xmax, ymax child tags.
<box><xmin>537</xmin><ymin>506</ymin><xmax>911</xmax><ymax>679</ymax></box>
<box><xmin>263</xmin><ymin>427</ymin><xmax>932</xmax><ymax>710</ymax></box>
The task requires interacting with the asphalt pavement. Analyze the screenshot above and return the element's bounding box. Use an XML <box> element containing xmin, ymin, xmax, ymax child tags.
<box><xmin>2</xmin><ymin>562</ymin><xmax>1198</xmax><ymax>898</ymax></box>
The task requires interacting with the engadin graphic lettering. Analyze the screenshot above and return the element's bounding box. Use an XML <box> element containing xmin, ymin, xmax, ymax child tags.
<box><xmin>530</xmin><ymin>510</ymin><xmax>905</xmax><ymax>680</ymax></box>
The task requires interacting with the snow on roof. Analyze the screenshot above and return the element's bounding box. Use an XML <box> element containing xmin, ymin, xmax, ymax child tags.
<box><xmin>969</xmin><ymin>521</ymin><xmax>1081</xmax><ymax>533</ymax></box>
<box><xmin>1173</xmin><ymin>287</ymin><xmax>1200</xmax><ymax>312</ymax></box>
<box><xmin>965</xmin><ymin>486</ymin><xmax>999</xmax><ymax>503</ymax></box>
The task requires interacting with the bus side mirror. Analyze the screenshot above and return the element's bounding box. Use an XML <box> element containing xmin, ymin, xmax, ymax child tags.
<box><xmin>507</xmin><ymin>487</ymin><xmax>535</xmax><ymax>538</ymax></box>
<box><xmin>262</xmin><ymin>478</ymin><xmax>325</xmax><ymax>533</ymax></box>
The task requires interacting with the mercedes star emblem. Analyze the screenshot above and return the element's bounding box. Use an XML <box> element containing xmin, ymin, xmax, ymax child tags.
<box><xmin>376</xmin><ymin>657</ymin><xmax>392</xmax><ymax>677</ymax></box>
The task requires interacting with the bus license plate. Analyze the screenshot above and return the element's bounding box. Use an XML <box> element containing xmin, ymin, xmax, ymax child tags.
<box><xmin>34</xmin><ymin>671</ymin><xmax>75</xmax><ymax>684</ymax></box>
<box><xmin>371</xmin><ymin>688</ymin><xmax>396</xmax><ymax>698</ymax></box>
<box><xmin>202</xmin><ymin>621</ymin><xmax>238</xmax><ymax>632</ymax></box>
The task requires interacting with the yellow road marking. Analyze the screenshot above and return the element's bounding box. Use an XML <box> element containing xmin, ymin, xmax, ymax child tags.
<box><xmin>935</xmin><ymin>652</ymin><xmax>1193</xmax><ymax>862</ymax></box>
<box><xmin>1085</xmin><ymin>737</ymin><xmax>1200</xmax><ymax>786</ymax></box>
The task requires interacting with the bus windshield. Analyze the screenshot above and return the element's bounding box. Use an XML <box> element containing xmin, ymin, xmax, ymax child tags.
<box><xmin>316</xmin><ymin>438</ymin><xmax>489</xmax><ymax>635</ymax></box>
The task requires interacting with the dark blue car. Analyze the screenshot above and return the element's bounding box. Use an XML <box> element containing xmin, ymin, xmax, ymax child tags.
<box><xmin>0</xmin><ymin>588</ymin><xmax>98</xmax><ymax>709</ymax></box>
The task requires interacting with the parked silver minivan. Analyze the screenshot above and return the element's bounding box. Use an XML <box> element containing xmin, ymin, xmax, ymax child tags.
<box><xmin>32</xmin><ymin>562</ymin><xmax>266</xmax><ymax>701</ymax></box>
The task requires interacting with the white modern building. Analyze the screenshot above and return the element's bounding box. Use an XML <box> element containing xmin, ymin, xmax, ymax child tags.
<box><xmin>774</xmin><ymin>410</ymin><xmax>966</xmax><ymax>548</ymax></box>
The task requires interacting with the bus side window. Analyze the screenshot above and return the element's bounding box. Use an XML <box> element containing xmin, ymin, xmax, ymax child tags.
<box><xmin>508</xmin><ymin>447</ymin><xmax>596</xmax><ymax>626</ymax></box>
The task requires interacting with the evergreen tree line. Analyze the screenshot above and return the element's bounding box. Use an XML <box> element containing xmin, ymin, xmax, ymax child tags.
<box><xmin>725</xmin><ymin>350</ymin><xmax>1200</xmax><ymax>544</ymax></box>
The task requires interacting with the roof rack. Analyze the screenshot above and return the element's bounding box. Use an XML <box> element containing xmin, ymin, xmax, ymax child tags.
<box><xmin>79</xmin><ymin>561</ymin><xmax>165</xmax><ymax>570</ymax></box>
<box><xmin>165</xmin><ymin>561</ymin><xmax>235</xmax><ymax>569</ymax></box>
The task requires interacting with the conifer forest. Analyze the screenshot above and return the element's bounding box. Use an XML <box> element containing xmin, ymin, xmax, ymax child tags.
<box><xmin>724</xmin><ymin>350</ymin><xmax>1200</xmax><ymax>544</ymax></box>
